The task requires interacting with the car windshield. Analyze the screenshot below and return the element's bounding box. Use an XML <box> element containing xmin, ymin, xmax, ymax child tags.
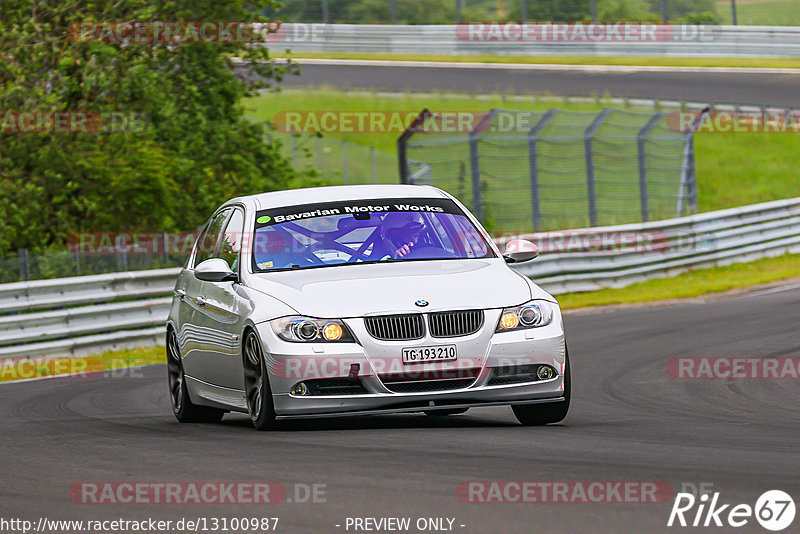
<box><xmin>252</xmin><ymin>197</ymin><xmax>495</xmax><ymax>272</ymax></box>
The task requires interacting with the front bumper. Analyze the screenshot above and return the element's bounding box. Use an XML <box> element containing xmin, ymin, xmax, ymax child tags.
<box><xmin>255</xmin><ymin>307</ymin><xmax>567</xmax><ymax>418</ymax></box>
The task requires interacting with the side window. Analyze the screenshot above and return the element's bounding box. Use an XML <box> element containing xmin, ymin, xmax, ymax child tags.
<box><xmin>217</xmin><ymin>208</ymin><xmax>244</xmax><ymax>270</ymax></box>
<box><xmin>194</xmin><ymin>209</ymin><xmax>230</xmax><ymax>268</ymax></box>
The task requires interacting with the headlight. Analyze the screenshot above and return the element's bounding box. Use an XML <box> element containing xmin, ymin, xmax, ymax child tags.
<box><xmin>270</xmin><ymin>316</ymin><xmax>355</xmax><ymax>343</ymax></box>
<box><xmin>495</xmin><ymin>300</ymin><xmax>555</xmax><ymax>332</ymax></box>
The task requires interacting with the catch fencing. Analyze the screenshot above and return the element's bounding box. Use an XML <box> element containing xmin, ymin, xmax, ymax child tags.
<box><xmin>1</xmin><ymin>196</ymin><xmax>798</xmax><ymax>360</ymax></box>
<box><xmin>399</xmin><ymin>107</ymin><xmax>705</xmax><ymax>233</ymax></box>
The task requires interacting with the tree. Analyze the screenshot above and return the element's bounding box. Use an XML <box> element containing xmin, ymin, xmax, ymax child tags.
<box><xmin>0</xmin><ymin>0</ymin><xmax>305</xmax><ymax>255</ymax></box>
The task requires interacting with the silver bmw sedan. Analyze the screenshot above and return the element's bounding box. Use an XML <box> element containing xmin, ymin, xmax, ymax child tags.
<box><xmin>166</xmin><ymin>184</ymin><xmax>569</xmax><ymax>430</ymax></box>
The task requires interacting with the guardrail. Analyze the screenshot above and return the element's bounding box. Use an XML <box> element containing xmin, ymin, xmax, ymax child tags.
<box><xmin>271</xmin><ymin>24</ymin><xmax>800</xmax><ymax>58</ymax></box>
<box><xmin>0</xmin><ymin>269</ymin><xmax>179</xmax><ymax>359</ymax></box>
<box><xmin>501</xmin><ymin>196</ymin><xmax>800</xmax><ymax>293</ymax></box>
<box><xmin>1</xmin><ymin>196</ymin><xmax>799</xmax><ymax>359</ymax></box>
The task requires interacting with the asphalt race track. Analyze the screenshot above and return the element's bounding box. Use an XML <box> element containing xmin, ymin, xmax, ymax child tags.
<box><xmin>2</xmin><ymin>284</ymin><xmax>799</xmax><ymax>533</ymax></box>
<box><xmin>276</xmin><ymin>60</ymin><xmax>800</xmax><ymax>107</ymax></box>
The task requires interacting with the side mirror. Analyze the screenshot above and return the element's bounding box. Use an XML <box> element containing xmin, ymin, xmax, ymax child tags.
<box><xmin>194</xmin><ymin>258</ymin><xmax>238</xmax><ymax>282</ymax></box>
<box><xmin>503</xmin><ymin>239</ymin><xmax>539</xmax><ymax>264</ymax></box>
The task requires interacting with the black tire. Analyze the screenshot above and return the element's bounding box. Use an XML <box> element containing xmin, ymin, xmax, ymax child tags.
<box><xmin>512</xmin><ymin>349</ymin><xmax>571</xmax><ymax>426</ymax></box>
<box><xmin>424</xmin><ymin>408</ymin><xmax>469</xmax><ymax>416</ymax></box>
<box><xmin>166</xmin><ymin>329</ymin><xmax>225</xmax><ymax>424</ymax></box>
<box><xmin>243</xmin><ymin>330</ymin><xmax>278</xmax><ymax>431</ymax></box>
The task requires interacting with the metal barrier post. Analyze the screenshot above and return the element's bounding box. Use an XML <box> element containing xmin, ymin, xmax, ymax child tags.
<box><xmin>678</xmin><ymin>107</ymin><xmax>710</xmax><ymax>216</ymax></box>
<box><xmin>397</xmin><ymin>108</ymin><xmax>432</xmax><ymax>184</ymax></box>
<box><xmin>637</xmin><ymin>111</ymin><xmax>666</xmax><ymax>223</ymax></box>
<box><xmin>342</xmin><ymin>140</ymin><xmax>348</xmax><ymax>184</ymax></box>
<box><xmin>18</xmin><ymin>248</ymin><xmax>29</xmax><ymax>281</ymax></box>
<box><xmin>584</xmin><ymin>108</ymin><xmax>613</xmax><ymax>227</ymax></box>
<box><xmin>370</xmin><ymin>147</ymin><xmax>377</xmax><ymax>183</ymax></box>
<box><xmin>468</xmin><ymin>109</ymin><xmax>500</xmax><ymax>223</ymax></box>
<box><xmin>528</xmin><ymin>109</ymin><xmax>558</xmax><ymax>231</ymax></box>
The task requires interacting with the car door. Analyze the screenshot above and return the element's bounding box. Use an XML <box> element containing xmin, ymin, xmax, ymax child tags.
<box><xmin>180</xmin><ymin>208</ymin><xmax>230</xmax><ymax>383</ymax></box>
<box><xmin>194</xmin><ymin>206</ymin><xmax>252</xmax><ymax>390</ymax></box>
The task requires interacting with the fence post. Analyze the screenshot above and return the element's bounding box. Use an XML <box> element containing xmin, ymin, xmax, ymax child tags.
<box><xmin>584</xmin><ymin>108</ymin><xmax>613</xmax><ymax>227</ymax></box>
<box><xmin>397</xmin><ymin>108</ymin><xmax>432</xmax><ymax>184</ymax></box>
<box><xmin>677</xmin><ymin>107</ymin><xmax>710</xmax><ymax>216</ymax></box>
<box><xmin>18</xmin><ymin>248</ymin><xmax>29</xmax><ymax>281</ymax></box>
<box><xmin>342</xmin><ymin>140</ymin><xmax>348</xmax><ymax>184</ymax></box>
<box><xmin>527</xmin><ymin>109</ymin><xmax>558</xmax><ymax>232</ymax></box>
<box><xmin>468</xmin><ymin>109</ymin><xmax>500</xmax><ymax>223</ymax></box>
<box><xmin>117</xmin><ymin>248</ymin><xmax>128</xmax><ymax>271</ymax></box>
<box><xmin>290</xmin><ymin>135</ymin><xmax>297</xmax><ymax>168</ymax></box>
<box><xmin>637</xmin><ymin>111</ymin><xmax>665</xmax><ymax>223</ymax></box>
<box><xmin>370</xmin><ymin>146</ymin><xmax>377</xmax><ymax>183</ymax></box>
<box><xmin>316</xmin><ymin>136</ymin><xmax>323</xmax><ymax>170</ymax></box>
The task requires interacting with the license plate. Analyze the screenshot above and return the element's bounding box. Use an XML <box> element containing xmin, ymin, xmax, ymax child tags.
<box><xmin>402</xmin><ymin>345</ymin><xmax>457</xmax><ymax>364</ymax></box>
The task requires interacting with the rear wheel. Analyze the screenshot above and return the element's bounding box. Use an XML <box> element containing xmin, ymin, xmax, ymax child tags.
<box><xmin>424</xmin><ymin>408</ymin><xmax>469</xmax><ymax>416</ymax></box>
<box><xmin>166</xmin><ymin>329</ymin><xmax>225</xmax><ymax>423</ymax></box>
<box><xmin>512</xmin><ymin>349</ymin><xmax>571</xmax><ymax>426</ymax></box>
<box><xmin>243</xmin><ymin>330</ymin><xmax>277</xmax><ymax>431</ymax></box>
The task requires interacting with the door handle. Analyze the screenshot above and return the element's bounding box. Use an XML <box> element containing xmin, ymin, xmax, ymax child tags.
<box><xmin>175</xmin><ymin>288</ymin><xmax>186</xmax><ymax>301</ymax></box>
<box><xmin>197</xmin><ymin>296</ymin><xmax>207</xmax><ymax>307</ymax></box>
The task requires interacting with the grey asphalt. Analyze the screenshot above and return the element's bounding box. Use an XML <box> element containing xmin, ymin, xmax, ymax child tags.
<box><xmin>277</xmin><ymin>62</ymin><xmax>800</xmax><ymax>107</ymax></box>
<box><xmin>2</xmin><ymin>285</ymin><xmax>799</xmax><ymax>533</ymax></box>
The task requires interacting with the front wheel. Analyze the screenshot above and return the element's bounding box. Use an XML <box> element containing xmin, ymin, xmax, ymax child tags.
<box><xmin>512</xmin><ymin>349</ymin><xmax>571</xmax><ymax>426</ymax></box>
<box><xmin>166</xmin><ymin>329</ymin><xmax>225</xmax><ymax>423</ymax></box>
<box><xmin>243</xmin><ymin>330</ymin><xmax>277</xmax><ymax>431</ymax></box>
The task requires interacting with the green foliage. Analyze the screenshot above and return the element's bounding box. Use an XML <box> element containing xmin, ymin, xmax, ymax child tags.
<box><xmin>645</xmin><ymin>0</ymin><xmax>720</xmax><ymax>23</ymax></box>
<box><xmin>597</xmin><ymin>0</ymin><xmax>660</xmax><ymax>21</ymax></box>
<box><xmin>0</xmin><ymin>0</ymin><xmax>307</xmax><ymax>255</ymax></box>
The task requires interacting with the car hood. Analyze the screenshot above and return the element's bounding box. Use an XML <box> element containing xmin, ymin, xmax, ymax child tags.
<box><xmin>247</xmin><ymin>259</ymin><xmax>549</xmax><ymax>318</ymax></box>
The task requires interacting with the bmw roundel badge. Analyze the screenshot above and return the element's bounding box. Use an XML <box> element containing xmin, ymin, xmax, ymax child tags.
<box><xmin>415</xmin><ymin>299</ymin><xmax>429</xmax><ymax>307</ymax></box>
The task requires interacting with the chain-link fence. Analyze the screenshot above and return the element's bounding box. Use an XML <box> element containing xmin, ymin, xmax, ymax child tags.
<box><xmin>270</xmin><ymin>132</ymin><xmax>397</xmax><ymax>185</ymax></box>
<box><xmin>399</xmin><ymin>107</ymin><xmax>703</xmax><ymax>233</ymax></box>
<box><xmin>1</xmin><ymin>247</ymin><xmax>188</xmax><ymax>285</ymax></box>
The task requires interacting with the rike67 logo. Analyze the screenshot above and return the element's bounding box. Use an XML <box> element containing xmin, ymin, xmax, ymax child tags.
<box><xmin>668</xmin><ymin>490</ymin><xmax>796</xmax><ymax>531</ymax></box>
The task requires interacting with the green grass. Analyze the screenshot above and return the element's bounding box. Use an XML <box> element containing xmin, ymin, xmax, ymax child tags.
<box><xmin>558</xmin><ymin>252</ymin><xmax>800</xmax><ymax>310</ymax></box>
<box><xmin>245</xmin><ymin>88</ymin><xmax>800</xmax><ymax>221</ymax></box>
<box><xmin>0</xmin><ymin>345</ymin><xmax>165</xmax><ymax>383</ymax></box>
<box><xmin>271</xmin><ymin>51</ymin><xmax>800</xmax><ymax>69</ymax></box>
<box><xmin>717</xmin><ymin>0</ymin><xmax>800</xmax><ymax>26</ymax></box>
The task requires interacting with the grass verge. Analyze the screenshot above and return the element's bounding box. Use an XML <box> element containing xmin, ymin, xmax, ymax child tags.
<box><xmin>558</xmin><ymin>253</ymin><xmax>800</xmax><ymax>310</ymax></box>
<box><xmin>717</xmin><ymin>0</ymin><xmax>800</xmax><ymax>26</ymax></box>
<box><xmin>271</xmin><ymin>51</ymin><xmax>800</xmax><ymax>70</ymax></box>
<box><xmin>0</xmin><ymin>345</ymin><xmax>165</xmax><ymax>383</ymax></box>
